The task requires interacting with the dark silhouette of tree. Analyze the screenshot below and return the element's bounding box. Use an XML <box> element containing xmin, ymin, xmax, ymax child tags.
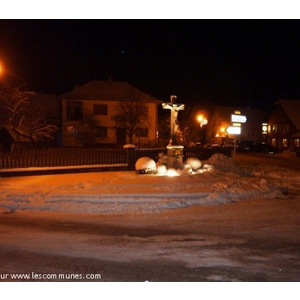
<box><xmin>111</xmin><ymin>98</ymin><xmax>151</xmax><ymax>144</ymax></box>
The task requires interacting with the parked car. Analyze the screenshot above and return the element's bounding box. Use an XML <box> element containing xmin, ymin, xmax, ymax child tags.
<box><xmin>236</xmin><ymin>140</ymin><xmax>255</xmax><ymax>153</ymax></box>
<box><xmin>252</xmin><ymin>143</ymin><xmax>276</xmax><ymax>155</ymax></box>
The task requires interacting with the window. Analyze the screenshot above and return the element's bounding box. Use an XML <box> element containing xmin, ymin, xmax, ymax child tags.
<box><xmin>95</xmin><ymin>126</ymin><xmax>107</xmax><ymax>137</ymax></box>
<box><xmin>136</xmin><ymin>127</ymin><xmax>148</xmax><ymax>137</ymax></box>
<box><xmin>67</xmin><ymin>101</ymin><xmax>83</xmax><ymax>120</ymax></box>
<box><xmin>271</xmin><ymin>138</ymin><xmax>276</xmax><ymax>146</ymax></box>
<box><xmin>271</xmin><ymin>125</ymin><xmax>278</xmax><ymax>133</ymax></box>
<box><xmin>282</xmin><ymin>138</ymin><xmax>288</xmax><ymax>148</ymax></box>
<box><xmin>93</xmin><ymin>104</ymin><xmax>107</xmax><ymax>115</ymax></box>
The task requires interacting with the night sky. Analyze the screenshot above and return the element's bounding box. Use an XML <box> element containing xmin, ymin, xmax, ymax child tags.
<box><xmin>1</xmin><ymin>19</ymin><xmax>300</xmax><ymax>109</ymax></box>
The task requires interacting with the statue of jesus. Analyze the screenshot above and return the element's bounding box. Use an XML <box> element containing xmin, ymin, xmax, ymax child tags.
<box><xmin>162</xmin><ymin>95</ymin><xmax>185</xmax><ymax>145</ymax></box>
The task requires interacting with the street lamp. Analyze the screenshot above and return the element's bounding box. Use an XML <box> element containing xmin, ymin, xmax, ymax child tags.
<box><xmin>197</xmin><ymin>115</ymin><xmax>208</xmax><ymax>127</ymax></box>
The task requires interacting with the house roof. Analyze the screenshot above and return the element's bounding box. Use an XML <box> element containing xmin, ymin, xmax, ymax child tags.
<box><xmin>275</xmin><ymin>99</ymin><xmax>300</xmax><ymax>130</ymax></box>
<box><xmin>60</xmin><ymin>80</ymin><xmax>163</xmax><ymax>104</ymax></box>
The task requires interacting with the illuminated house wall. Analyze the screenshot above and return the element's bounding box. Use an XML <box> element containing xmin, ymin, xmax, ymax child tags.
<box><xmin>60</xmin><ymin>80</ymin><xmax>162</xmax><ymax>147</ymax></box>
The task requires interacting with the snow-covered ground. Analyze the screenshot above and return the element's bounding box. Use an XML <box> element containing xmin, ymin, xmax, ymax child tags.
<box><xmin>0</xmin><ymin>153</ymin><xmax>299</xmax><ymax>214</ymax></box>
<box><xmin>1</xmin><ymin>152</ymin><xmax>299</xmax><ymax>297</ymax></box>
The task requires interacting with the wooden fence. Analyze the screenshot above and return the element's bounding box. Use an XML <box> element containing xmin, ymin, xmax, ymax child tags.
<box><xmin>0</xmin><ymin>146</ymin><xmax>231</xmax><ymax>174</ymax></box>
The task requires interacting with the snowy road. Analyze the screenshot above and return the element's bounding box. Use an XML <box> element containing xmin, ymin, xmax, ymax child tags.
<box><xmin>237</xmin><ymin>152</ymin><xmax>300</xmax><ymax>171</ymax></box>
<box><xmin>0</xmin><ymin>197</ymin><xmax>299</xmax><ymax>282</ymax></box>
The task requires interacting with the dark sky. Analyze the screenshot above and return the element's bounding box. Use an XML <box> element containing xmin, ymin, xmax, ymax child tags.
<box><xmin>1</xmin><ymin>19</ymin><xmax>300</xmax><ymax>109</ymax></box>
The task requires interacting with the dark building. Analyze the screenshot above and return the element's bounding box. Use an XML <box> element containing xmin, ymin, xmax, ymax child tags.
<box><xmin>266</xmin><ymin>99</ymin><xmax>300</xmax><ymax>150</ymax></box>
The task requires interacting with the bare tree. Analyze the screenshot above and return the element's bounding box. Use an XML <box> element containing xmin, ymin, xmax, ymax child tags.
<box><xmin>0</xmin><ymin>85</ymin><xmax>58</xmax><ymax>150</ymax></box>
<box><xmin>111</xmin><ymin>98</ymin><xmax>151</xmax><ymax>144</ymax></box>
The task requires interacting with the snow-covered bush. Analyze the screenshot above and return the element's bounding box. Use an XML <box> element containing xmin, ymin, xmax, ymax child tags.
<box><xmin>135</xmin><ymin>157</ymin><xmax>157</xmax><ymax>174</ymax></box>
<box><xmin>186</xmin><ymin>157</ymin><xmax>202</xmax><ymax>171</ymax></box>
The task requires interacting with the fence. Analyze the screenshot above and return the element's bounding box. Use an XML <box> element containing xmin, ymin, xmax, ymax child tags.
<box><xmin>0</xmin><ymin>146</ymin><xmax>231</xmax><ymax>174</ymax></box>
<box><xmin>0</xmin><ymin>148</ymin><xmax>127</xmax><ymax>169</ymax></box>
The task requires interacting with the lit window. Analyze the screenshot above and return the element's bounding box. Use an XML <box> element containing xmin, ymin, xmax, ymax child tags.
<box><xmin>283</xmin><ymin>139</ymin><xmax>288</xmax><ymax>147</ymax></box>
<box><xmin>271</xmin><ymin>125</ymin><xmax>278</xmax><ymax>133</ymax></box>
<box><xmin>271</xmin><ymin>138</ymin><xmax>276</xmax><ymax>146</ymax></box>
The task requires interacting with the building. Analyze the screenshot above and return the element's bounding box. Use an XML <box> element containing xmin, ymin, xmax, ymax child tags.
<box><xmin>266</xmin><ymin>99</ymin><xmax>300</xmax><ymax>150</ymax></box>
<box><xmin>206</xmin><ymin>106</ymin><xmax>266</xmax><ymax>144</ymax></box>
<box><xmin>60</xmin><ymin>80</ymin><xmax>163</xmax><ymax>147</ymax></box>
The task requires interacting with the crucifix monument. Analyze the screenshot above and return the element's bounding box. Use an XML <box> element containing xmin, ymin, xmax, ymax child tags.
<box><xmin>162</xmin><ymin>95</ymin><xmax>185</xmax><ymax>169</ymax></box>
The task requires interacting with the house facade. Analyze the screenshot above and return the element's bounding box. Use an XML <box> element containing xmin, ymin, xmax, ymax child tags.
<box><xmin>266</xmin><ymin>99</ymin><xmax>300</xmax><ymax>150</ymax></box>
<box><xmin>206</xmin><ymin>106</ymin><xmax>266</xmax><ymax>144</ymax></box>
<box><xmin>60</xmin><ymin>80</ymin><xmax>163</xmax><ymax>147</ymax></box>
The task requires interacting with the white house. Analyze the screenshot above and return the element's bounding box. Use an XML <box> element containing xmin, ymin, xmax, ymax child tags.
<box><xmin>60</xmin><ymin>79</ymin><xmax>163</xmax><ymax>147</ymax></box>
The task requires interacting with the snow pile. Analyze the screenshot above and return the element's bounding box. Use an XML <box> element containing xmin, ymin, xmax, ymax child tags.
<box><xmin>0</xmin><ymin>153</ymin><xmax>299</xmax><ymax>214</ymax></box>
<box><xmin>186</xmin><ymin>157</ymin><xmax>202</xmax><ymax>171</ymax></box>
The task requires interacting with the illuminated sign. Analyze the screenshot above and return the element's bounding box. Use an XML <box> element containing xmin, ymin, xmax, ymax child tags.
<box><xmin>231</xmin><ymin>114</ymin><xmax>247</xmax><ymax>123</ymax></box>
<box><xmin>226</xmin><ymin>126</ymin><xmax>241</xmax><ymax>135</ymax></box>
<box><xmin>262</xmin><ymin>123</ymin><xmax>268</xmax><ymax>134</ymax></box>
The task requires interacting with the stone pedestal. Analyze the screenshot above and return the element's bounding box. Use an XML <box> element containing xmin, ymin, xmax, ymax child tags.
<box><xmin>166</xmin><ymin>145</ymin><xmax>184</xmax><ymax>169</ymax></box>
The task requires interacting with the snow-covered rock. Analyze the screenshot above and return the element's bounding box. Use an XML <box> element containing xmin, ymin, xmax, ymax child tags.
<box><xmin>186</xmin><ymin>157</ymin><xmax>202</xmax><ymax>171</ymax></box>
<box><xmin>156</xmin><ymin>165</ymin><xmax>167</xmax><ymax>175</ymax></box>
<box><xmin>135</xmin><ymin>157</ymin><xmax>156</xmax><ymax>174</ymax></box>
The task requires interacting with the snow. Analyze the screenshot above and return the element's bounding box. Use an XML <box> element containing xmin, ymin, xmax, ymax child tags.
<box><xmin>0</xmin><ymin>152</ymin><xmax>299</xmax><ymax>296</ymax></box>
<box><xmin>135</xmin><ymin>156</ymin><xmax>156</xmax><ymax>173</ymax></box>
<box><xmin>1</xmin><ymin>153</ymin><xmax>299</xmax><ymax>215</ymax></box>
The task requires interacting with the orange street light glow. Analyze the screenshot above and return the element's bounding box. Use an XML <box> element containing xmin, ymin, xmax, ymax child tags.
<box><xmin>197</xmin><ymin>115</ymin><xmax>203</xmax><ymax>122</ymax></box>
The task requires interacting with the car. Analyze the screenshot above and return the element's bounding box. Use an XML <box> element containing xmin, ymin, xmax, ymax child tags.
<box><xmin>252</xmin><ymin>143</ymin><xmax>276</xmax><ymax>154</ymax></box>
<box><xmin>236</xmin><ymin>140</ymin><xmax>255</xmax><ymax>153</ymax></box>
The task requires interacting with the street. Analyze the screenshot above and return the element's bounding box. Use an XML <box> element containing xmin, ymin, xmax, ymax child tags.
<box><xmin>236</xmin><ymin>151</ymin><xmax>300</xmax><ymax>171</ymax></box>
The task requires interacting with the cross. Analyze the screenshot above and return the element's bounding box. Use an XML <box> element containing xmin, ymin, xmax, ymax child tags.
<box><xmin>162</xmin><ymin>95</ymin><xmax>185</xmax><ymax>144</ymax></box>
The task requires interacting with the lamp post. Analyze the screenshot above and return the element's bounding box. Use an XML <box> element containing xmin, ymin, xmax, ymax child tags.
<box><xmin>197</xmin><ymin>115</ymin><xmax>208</xmax><ymax>128</ymax></box>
